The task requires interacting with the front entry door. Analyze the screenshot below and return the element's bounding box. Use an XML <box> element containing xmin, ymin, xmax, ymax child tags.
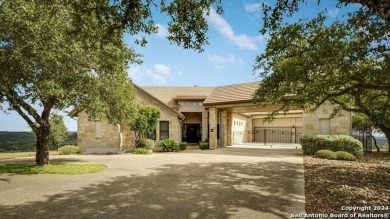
<box><xmin>183</xmin><ymin>124</ymin><xmax>201</xmax><ymax>143</ymax></box>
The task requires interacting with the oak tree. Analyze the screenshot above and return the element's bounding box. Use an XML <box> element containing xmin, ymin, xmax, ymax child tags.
<box><xmin>253</xmin><ymin>9</ymin><xmax>390</xmax><ymax>151</ymax></box>
<box><xmin>0</xmin><ymin>0</ymin><xmax>221</xmax><ymax>165</ymax></box>
<box><xmin>259</xmin><ymin>0</ymin><xmax>389</xmax><ymax>34</ymax></box>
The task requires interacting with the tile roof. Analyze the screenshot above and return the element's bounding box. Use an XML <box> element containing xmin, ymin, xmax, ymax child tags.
<box><xmin>135</xmin><ymin>85</ymin><xmax>184</xmax><ymax>119</ymax></box>
<box><xmin>141</xmin><ymin>86</ymin><xmax>216</xmax><ymax>107</ymax></box>
<box><xmin>203</xmin><ymin>81</ymin><xmax>260</xmax><ymax>106</ymax></box>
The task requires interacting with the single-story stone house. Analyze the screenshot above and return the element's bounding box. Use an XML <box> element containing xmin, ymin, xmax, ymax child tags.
<box><xmin>72</xmin><ymin>81</ymin><xmax>352</xmax><ymax>154</ymax></box>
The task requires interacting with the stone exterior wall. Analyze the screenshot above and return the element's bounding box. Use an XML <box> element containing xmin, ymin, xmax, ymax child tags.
<box><xmin>201</xmin><ymin>111</ymin><xmax>208</xmax><ymax>141</ymax></box>
<box><xmin>303</xmin><ymin>103</ymin><xmax>351</xmax><ymax>135</ymax></box>
<box><xmin>182</xmin><ymin>112</ymin><xmax>202</xmax><ymax>124</ymax></box>
<box><xmin>121</xmin><ymin>88</ymin><xmax>182</xmax><ymax>150</ymax></box>
<box><xmin>252</xmin><ymin>117</ymin><xmax>303</xmax><ymax>128</ymax></box>
<box><xmin>77</xmin><ymin>87</ymin><xmax>182</xmax><ymax>154</ymax></box>
<box><xmin>208</xmin><ymin>108</ymin><xmax>218</xmax><ymax>149</ymax></box>
<box><xmin>120</xmin><ymin>123</ymin><xmax>135</xmax><ymax>152</ymax></box>
<box><xmin>77</xmin><ymin>111</ymin><xmax>121</xmax><ymax>154</ymax></box>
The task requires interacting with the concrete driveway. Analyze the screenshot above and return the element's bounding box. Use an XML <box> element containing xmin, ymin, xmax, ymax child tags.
<box><xmin>0</xmin><ymin>147</ymin><xmax>305</xmax><ymax>219</ymax></box>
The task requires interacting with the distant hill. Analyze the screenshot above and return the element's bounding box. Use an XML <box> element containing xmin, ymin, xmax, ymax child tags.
<box><xmin>375</xmin><ymin>136</ymin><xmax>389</xmax><ymax>147</ymax></box>
<box><xmin>0</xmin><ymin>131</ymin><xmax>77</xmax><ymax>151</ymax></box>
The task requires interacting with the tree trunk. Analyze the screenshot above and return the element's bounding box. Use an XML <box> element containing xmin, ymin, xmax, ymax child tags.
<box><xmin>35</xmin><ymin>125</ymin><xmax>50</xmax><ymax>166</ymax></box>
<box><xmin>368</xmin><ymin>132</ymin><xmax>380</xmax><ymax>153</ymax></box>
<box><xmin>376</xmin><ymin>125</ymin><xmax>390</xmax><ymax>154</ymax></box>
<box><xmin>384</xmin><ymin>130</ymin><xmax>390</xmax><ymax>154</ymax></box>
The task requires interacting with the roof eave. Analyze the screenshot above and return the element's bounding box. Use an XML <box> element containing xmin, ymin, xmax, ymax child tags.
<box><xmin>203</xmin><ymin>99</ymin><xmax>253</xmax><ymax>107</ymax></box>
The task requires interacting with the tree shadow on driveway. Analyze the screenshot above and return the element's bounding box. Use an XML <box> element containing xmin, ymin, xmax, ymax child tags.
<box><xmin>0</xmin><ymin>161</ymin><xmax>304</xmax><ymax>219</ymax></box>
<box><xmin>182</xmin><ymin>147</ymin><xmax>303</xmax><ymax>158</ymax></box>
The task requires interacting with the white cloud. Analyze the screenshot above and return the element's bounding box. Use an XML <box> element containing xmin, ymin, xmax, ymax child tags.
<box><xmin>128</xmin><ymin>64</ymin><xmax>173</xmax><ymax>85</ymax></box>
<box><xmin>154</xmin><ymin>64</ymin><xmax>171</xmax><ymax>75</ymax></box>
<box><xmin>244</xmin><ymin>2</ymin><xmax>262</xmax><ymax>13</ymax></box>
<box><xmin>208</xmin><ymin>54</ymin><xmax>243</xmax><ymax>71</ymax></box>
<box><xmin>156</xmin><ymin>23</ymin><xmax>168</xmax><ymax>38</ymax></box>
<box><xmin>206</xmin><ymin>8</ymin><xmax>258</xmax><ymax>51</ymax></box>
<box><xmin>327</xmin><ymin>8</ymin><xmax>340</xmax><ymax>18</ymax></box>
<box><xmin>127</xmin><ymin>66</ymin><xmax>143</xmax><ymax>81</ymax></box>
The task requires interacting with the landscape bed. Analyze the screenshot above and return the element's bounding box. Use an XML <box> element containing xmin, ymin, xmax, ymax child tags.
<box><xmin>304</xmin><ymin>153</ymin><xmax>390</xmax><ymax>214</ymax></box>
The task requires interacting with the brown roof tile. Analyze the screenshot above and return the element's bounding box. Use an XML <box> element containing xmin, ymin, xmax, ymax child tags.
<box><xmin>141</xmin><ymin>86</ymin><xmax>216</xmax><ymax>107</ymax></box>
<box><xmin>203</xmin><ymin>81</ymin><xmax>260</xmax><ymax>106</ymax></box>
<box><xmin>135</xmin><ymin>85</ymin><xmax>184</xmax><ymax>119</ymax></box>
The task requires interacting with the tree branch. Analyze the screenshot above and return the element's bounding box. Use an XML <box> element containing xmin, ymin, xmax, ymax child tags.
<box><xmin>2</xmin><ymin>86</ymin><xmax>42</xmax><ymax>123</ymax></box>
<box><xmin>331</xmin><ymin>98</ymin><xmax>361</xmax><ymax>112</ymax></box>
<box><xmin>5</xmin><ymin>97</ymin><xmax>38</xmax><ymax>133</ymax></box>
<box><xmin>41</xmin><ymin>97</ymin><xmax>57</xmax><ymax>122</ymax></box>
<box><xmin>314</xmin><ymin>85</ymin><xmax>359</xmax><ymax>108</ymax></box>
<box><xmin>340</xmin><ymin>0</ymin><xmax>390</xmax><ymax>22</ymax></box>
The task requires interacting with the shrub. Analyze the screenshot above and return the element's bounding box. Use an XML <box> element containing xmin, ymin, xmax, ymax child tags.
<box><xmin>335</xmin><ymin>151</ymin><xmax>357</xmax><ymax>161</ymax></box>
<box><xmin>58</xmin><ymin>145</ymin><xmax>81</xmax><ymax>155</ymax></box>
<box><xmin>179</xmin><ymin>142</ymin><xmax>188</xmax><ymax>150</ymax></box>
<box><xmin>133</xmin><ymin>148</ymin><xmax>152</xmax><ymax>154</ymax></box>
<box><xmin>159</xmin><ymin>139</ymin><xmax>179</xmax><ymax>152</ymax></box>
<box><xmin>138</xmin><ymin>139</ymin><xmax>155</xmax><ymax>150</ymax></box>
<box><xmin>301</xmin><ymin>135</ymin><xmax>363</xmax><ymax>158</ymax></box>
<box><xmin>199</xmin><ymin>141</ymin><xmax>209</xmax><ymax>150</ymax></box>
<box><xmin>314</xmin><ymin>150</ymin><xmax>337</xmax><ymax>160</ymax></box>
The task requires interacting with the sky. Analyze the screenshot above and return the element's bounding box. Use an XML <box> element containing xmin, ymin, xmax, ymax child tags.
<box><xmin>0</xmin><ymin>0</ymin><xmax>356</xmax><ymax>132</ymax></box>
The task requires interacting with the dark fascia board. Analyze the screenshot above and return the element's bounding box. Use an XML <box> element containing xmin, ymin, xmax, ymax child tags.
<box><xmin>203</xmin><ymin>99</ymin><xmax>253</xmax><ymax>107</ymax></box>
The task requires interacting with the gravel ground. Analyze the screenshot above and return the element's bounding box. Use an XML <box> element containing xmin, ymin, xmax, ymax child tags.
<box><xmin>304</xmin><ymin>153</ymin><xmax>390</xmax><ymax>214</ymax></box>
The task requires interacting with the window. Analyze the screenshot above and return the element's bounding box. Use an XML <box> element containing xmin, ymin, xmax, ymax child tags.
<box><xmin>319</xmin><ymin>118</ymin><xmax>331</xmax><ymax>135</ymax></box>
<box><xmin>159</xmin><ymin>121</ymin><xmax>169</xmax><ymax>140</ymax></box>
<box><xmin>147</xmin><ymin>129</ymin><xmax>156</xmax><ymax>140</ymax></box>
<box><xmin>95</xmin><ymin>121</ymin><xmax>102</xmax><ymax>138</ymax></box>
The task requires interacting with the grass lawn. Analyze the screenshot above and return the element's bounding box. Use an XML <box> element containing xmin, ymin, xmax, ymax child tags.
<box><xmin>304</xmin><ymin>153</ymin><xmax>390</xmax><ymax>214</ymax></box>
<box><xmin>0</xmin><ymin>151</ymin><xmax>59</xmax><ymax>160</ymax></box>
<box><xmin>0</xmin><ymin>163</ymin><xmax>107</xmax><ymax>174</ymax></box>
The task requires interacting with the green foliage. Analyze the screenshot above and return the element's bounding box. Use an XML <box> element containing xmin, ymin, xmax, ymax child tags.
<box><xmin>132</xmin><ymin>148</ymin><xmax>152</xmax><ymax>155</ymax></box>
<box><xmin>0</xmin><ymin>0</ymin><xmax>222</xmax><ymax>165</ymax></box>
<box><xmin>0</xmin><ymin>163</ymin><xmax>107</xmax><ymax>174</ymax></box>
<box><xmin>199</xmin><ymin>141</ymin><xmax>209</xmax><ymax>150</ymax></box>
<box><xmin>179</xmin><ymin>142</ymin><xmax>188</xmax><ymax>150</ymax></box>
<box><xmin>301</xmin><ymin>135</ymin><xmax>363</xmax><ymax>158</ymax></box>
<box><xmin>352</xmin><ymin>113</ymin><xmax>375</xmax><ymax>130</ymax></box>
<box><xmin>138</xmin><ymin>139</ymin><xmax>155</xmax><ymax>150</ymax></box>
<box><xmin>130</xmin><ymin>105</ymin><xmax>160</xmax><ymax>145</ymax></box>
<box><xmin>314</xmin><ymin>150</ymin><xmax>337</xmax><ymax>160</ymax></box>
<box><xmin>159</xmin><ymin>139</ymin><xmax>179</xmax><ymax>152</ymax></box>
<box><xmin>58</xmin><ymin>145</ymin><xmax>81</xmax><ymax>155</ymax></box>
<box><xmin>260</xmin><ymin>1</ymin><xmax>389</xmax><ymax>34</ymax></box>
<box><xmin>48</xmin><ymin>114</ymin><xmax>69</xmax><ymax>149</ymax></box>
<box><xmin>335</xmin><ymin>151</ymin><xmax>357</xmax><ymax>161</ymax></box>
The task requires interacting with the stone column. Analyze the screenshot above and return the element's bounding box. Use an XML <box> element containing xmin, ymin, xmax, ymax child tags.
<box><xmin>201</xmin><ymin>111</ymin><xmax>208</xmax><ymax>141</ymax></box>
<box><xmin>246</xmin><ymin>117</ymin><xmax>252</xmax><ymax>143</ymax></box>
<box><xmin>227</xmin><ymin>112</ymin><xmax>233</xmax><ymax>146</ymax></box>
<box><xmin>220</xmin><ymin>110</ymin><xmax>227</xmax><ymax>147</ymax></box>
<box><xmin>208</xmin><ymin>107</ymin><xmax>218</xmax><ymax>150</ymax></box>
